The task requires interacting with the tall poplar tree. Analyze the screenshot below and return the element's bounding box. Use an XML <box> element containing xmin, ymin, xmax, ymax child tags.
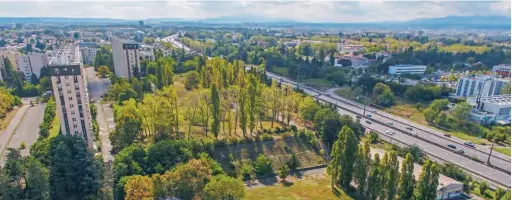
<box><xmin>413</xmin><ymin>159</ymin><xmax>439</xmax><ymax>200</ymax></box>
<box><xmin>354</xmin><ymin>140</ymin><xmax>371</xmax><ymax>194</ymax></box>
<box><xmin>211</xmin><ymin>83</ymin><xmax>221</xmax><ymax>139</ymax></box>
<box><xmin>327</xmin><ymin>126</ymin><xmax>358</xmax><ymax>189</ymax></box>
<box><xmin>398</xmin><ymin>153</ymin><xmax>415</xmax><ymax>200</ymax></box>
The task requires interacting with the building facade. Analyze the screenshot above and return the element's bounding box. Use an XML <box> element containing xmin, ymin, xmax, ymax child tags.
<box><xmin>110</xmin><ymin>35</ymin><xmax>140</xmax><ymax>79</ymax></box>
<box><xmin>15</xmin><ymin>53</ymin><xmax>48</xmax><ymax>81</ymax></box>
<box><xmin>454</xmin><ymin>75</ymin><xmax>508</xmax><ymax>98</ymax></box>
<box><xmin>467</xmin><ymin>95</ymin><xmax>511</xmax><ymax>125</ymax></box>
<box><xmin>492</xmin><ymin>64</ymin><xmax>511</xmax><ymax>78</ymax></box>
<box><xmin>388</xmin><ymin>64</ymin><xmax>427</xmax><ymax>75</ymax></box>
<box><xmin>48</xmin><ymin>43</ymin><xmax>93</xmax><ymax>148</ymax></box>
<box><xmin>78</xmin><ymin>42</ymin><xmax>99</xmax><ymax>66</ymax></box>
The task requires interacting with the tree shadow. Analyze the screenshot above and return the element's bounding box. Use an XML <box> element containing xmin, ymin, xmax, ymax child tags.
<box><xmin>282</xmin><ymin>181</ymin><xmax>294</xmax><ymax>187</ymax></box>
<box><xmin>256</xmin><ymin>175</ymin><xmax>279</xmax><ymax>186</ymax></box>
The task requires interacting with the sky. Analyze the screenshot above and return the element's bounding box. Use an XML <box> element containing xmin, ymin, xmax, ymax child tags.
<box><xmin>0</xmin><ymin>0</ymin><xmax>510</xmax><ymax>23</ymax></box>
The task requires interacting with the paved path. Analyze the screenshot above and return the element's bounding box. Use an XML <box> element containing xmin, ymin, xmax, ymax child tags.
<box><xmin>97</xmin><ymin>103</ymin><xmax>114</xmax><ymax>163</ymax></box>
<box><xmin>7</xmin><ymin>104</ymin><xmax>45</xmax><ymax>156</ymax></box>
<box><xmin>0</xmin><ymin>105</ymin><xmax>30</xmax><ymax>165</ymax></box>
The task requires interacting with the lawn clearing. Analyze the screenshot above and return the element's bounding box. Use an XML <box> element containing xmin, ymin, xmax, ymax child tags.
<box><xmin>271</xmin><ymin>67</ymin><xmax>289</xmax><ymax>77</ymax></box>
<box><xmin>302</xmin><ymin>79</ymin><xmax>332</xmax><ymax>91</ymax></box>
<box><xmin>213</xmin><ymin>136</ymin><xmax>327</xmax><ymax>175</ymax></box>
<box><xmin>49</xmin><ymin>114</ymin><xmax>60</xmax><ymax>138</ymax></box>
<box><xmin>0</xmin><ymin>106</ymin><xmax>20</xmax><ymax>130</ymax></box>
<box><xmin>494</xmin><ymin>147</ymin><xmax>510</xmax><ymax>156</ymax></box>
<box><xmin>245</xmin><ymin>175</ymin><xmax>362</xmax><ymax>200</ymax></box>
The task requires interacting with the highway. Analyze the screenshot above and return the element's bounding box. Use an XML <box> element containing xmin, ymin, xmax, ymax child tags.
<box><xmin>265</xmin><ymin>72</ymin><xmax>511</xmax><ymax>188</ymax></box>
<box><xmin>166</xmin><ymin>33</ymin><xmax>511</xmax><ymax>188</ymax></box>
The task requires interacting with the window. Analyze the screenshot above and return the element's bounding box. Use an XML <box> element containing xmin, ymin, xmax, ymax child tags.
<box><xmin>68</xmin><ymin>97</ymin><xmax>73</xmax><ymax>100</ymax></box>
<box><xmin>72</xmin><ymin>118</ymin><xmax>76</xmax><ymax>122</ymax></box>
<box><xmin>71</xmin><ymin>111</ymin><xmax>75</xmax><ymax>115</ymax></box>
<box><xmin>67</xmin><ymin>90</ymin><xmax>71</xmax><ymax>94</ymax></box>
<box><xmin>66</xmin><ymin>82</ymin><xmax>70</xmax><ymax>86</ymax></box>
<box><xmin>73</xmin><ymin>124</ymin><xmax>78</xmax><ymax>128</ymax></box>
<box><xmin>70</xmin><ymin>104</ymin><xmax>74</xmax><ymax>108</ymax></box>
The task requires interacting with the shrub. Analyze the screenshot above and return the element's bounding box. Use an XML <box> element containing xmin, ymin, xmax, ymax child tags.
<box><xmin>290</xmin><ymin>125</ymin><xmax>298</xmax><ymax>132</ymax></box>
<box><xmin>274</xmin><ymin>127</ymin><xmax>282</xmax><ymax>134</ymax></box>
<box><xmin>239</xmin><ymin>161</ymin><xmax>255</xmax><ymax>180</ymax></box>
<box><xmin>478</xmin><ymin>181</ymin><xmax>488</xmax><ymax>195</ymax></box>
<box><xmin>287</xmin><ymin>152</ymin><xmax>300</xmax><ymax>171</ymax></box>
<box><xmin>261</xmin><ymin>133</ymin><xmax>273</xmax><ymax>141</ymax></box>
<box><xmin>254</xmin><ymin>154</ymin><xmax>273</xmax><ymax>176</ymax></box>
<box><xmin>368</xmin><ymin>131</ymin><xmax>379</xmax><ymax>143</ymax></box>
<box><xmin>20</xmin><ymin>142</ymin><xmax>26</xmax><ymax>149</ymax></box>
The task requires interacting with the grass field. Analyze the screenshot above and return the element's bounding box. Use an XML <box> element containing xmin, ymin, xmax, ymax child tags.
<box><xmin>494</xmin><ymin>147</ymin><xmax>511</xmax><ymax>156</ymax></box>
<box><xmin>271</xmin><ymin>67</ymin><xmax>289</xmax><ymax>77</ymax></box>
<box><xmin>213</xmin><ymin>136</ymin><xmax>327</xmax><ymax>174</ymax></box>
<box><xmin>302</xmin><ymin>79</ymin><xmax>332</xmax><ymax>91</ymax></box>
<box><xmin>0</xmin><ymin>106</ymin><xmax>20</xmax><ymax>130</ymax></box>
<box><xmin>49</xmin><ymin>114</ymin><xmax>60</xmax><ymax>138</ymax></box>
<box><xmin>245</xmin><ymin>176</ymin><xmax>363</xmax><ymax>200</ymax></box>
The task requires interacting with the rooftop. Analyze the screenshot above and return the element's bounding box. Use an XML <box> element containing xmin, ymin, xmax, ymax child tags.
<box><xmin>110</xmin><ymin>35</ymin><xmax>138</xmax><ymax>45</ymax></box>
<box><xmin>467</xmin><ymin>95</ymin><xmax>511</xmax><ymax>106</ymax></box>
<box><xmin>49</xmin><ymin>43</ymin><xmax>80</xmax><ymax>66</ymax></box>
<box><xmin>390</xmin><ymin>64</ymin><xmax>427</xmax><ymax>68</ymax></box>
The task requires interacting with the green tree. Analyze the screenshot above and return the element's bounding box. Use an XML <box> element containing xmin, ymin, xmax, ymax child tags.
<box><xmin>327</xmin><ymin>126</ymin><xmax>358</xmax><ymax>189</ymax></box>
<box><xmin>287</xmin><ymin>152</ymin><xmax>300</xmax><ymax>171</ymax></box>
<box><xmin>124</xmin><ymin>175</ymin><xmax>154</xmax><ymax>200</ymax></box>
<box><xmin>478</xmin><ymin>181</ymin><xmax>489</xmax><ymax>196</ymax></box>
<box><xmin>383</xmin><ymin>151</ymin><xmax>399</xmax><ymax>200</ymax></box>
<box><xmin>373</xmin><ymin>83</ymin><xmax>391</xmax><ymax>95</ymax></box>
<box><xmin>110</xmin><ymin>99</ymin><xmax>142</xmax><ymax>153</ymax></box>
<box><xmin>368</xmin><ymin>131</ymin><xmax>379</xmax><ymax>143</ymax></box>
<box><xmin>354</xmin><ymin>140</ymin><xmax>371</xmax><ymax>194</ymax></box>
<box><xmin>211</xmin><ymin>83</ymin><xmax>221</xmax><ymax>139</ymax></box>
<box><xmin>366</xmin><ymin>154</ymin><xmax>382</xmax><ymax>200</ymax></box>
<box><xmin>376</xmin><ymin>90</ymin><xmax>395</xmax><ymax>107</ymax></box>
<box><xmin>238</xmin><ymin>88</ymin><xmax>248</xmax><ymax>137</ymax></box>
<box><xmin>49</xmin><ymin>135</ymin><xmax>102</xmax><ymax>199</ymax></box>
<box><xmin>202</xmin><ymin>175</ymin><xmax>245</xmax><ymax>200</ymax></box>
<box><xmin>185</xmin><ymin>71</ymin><xmax>200</xmax><ymax>90</ymax></box>
<box><xmin>397</xmin><ymin>153</ymin><xmax>415</xmax><ymax>200</ymax></box>
<box><xmin>277</xmin><ymin>164</ymin><xmax>290</xmax><ymax>182</ymax></box>
<box><xmin>451</xmin><ymin>102</ymin><xmax>472</xmax><ymax>125</ymax></box>
<box><xmin>97</xmin><ymin>65</ymin><xmax>110</xmax><ymax>77</ymax></box>
<box><xmin>254</xmin><ymin>154</ymin><xmax>272</xmax><ymax>176</ymax></box>
<box><xmin>495</xmin><ymin>187</ymin><xmax>506</xmax><ymax>200</ymax></box>
<box><xmin>413</xmin><ymin>159</ymin><xmax>439</xmax><ymax>200</ymax></box>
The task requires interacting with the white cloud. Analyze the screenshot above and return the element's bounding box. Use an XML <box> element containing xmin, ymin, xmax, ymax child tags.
<box><xmin>0</xmin><ymin>0</ymin><xmax>509</xmax><ymax>22</ymax></box>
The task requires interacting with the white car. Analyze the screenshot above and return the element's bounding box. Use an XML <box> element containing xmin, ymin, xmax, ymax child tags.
<box><xmin>386</xmin><ymin>121</ymin><xmax>393</xmax><ymax>126</ymax></box>
<box><xmin>385</xmin><ymin>129</ymin><xmax>395</xmax><ymax>135</ymax></box>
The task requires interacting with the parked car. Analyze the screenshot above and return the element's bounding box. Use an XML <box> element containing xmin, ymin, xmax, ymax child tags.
<box><xmin>464</xmin><ymin>142</ymin><xmax>475</xmax><ymax>148</ymax></box>
<box><xmin>444</xmin><ymin>133</ymin><xmax>451</xmax><ymax>138</ymax></box>
<box><xmin>447</xmin><ymin>144</ymin><xmax>456</xmax><ymax>149</ymax></box>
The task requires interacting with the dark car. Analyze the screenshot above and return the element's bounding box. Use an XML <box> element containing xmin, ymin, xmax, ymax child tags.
<box><xmin>464</xmin><ymin>142</ymin><xmax>475</xmax><ymax>148</ymax></box>
<box><xmin>444</xmin><ymin>133</ymin><xmax>451</xmax><ymax>138</ymax></box>
<box><xmin>365</xmin><ymin>120</ymin><xmax>372</xmax><ymax>124</ymax></box>
<box><xmin>356</xmin><ymin>116</ymin><xmax>362</xmax><ymax>119</ymax></box>
<box><xmin>447</xmin><ymin>144</ymin><xmax>456</xmax><ymax>149</ymax></box>
<box><xmin>406</xmin><ymin>127</ymin><xmax>413</xmax><ymax>131</ymax></box>
<box><xmin>456</xmin><ymin>149</ymin><xmax>464</xmax><ymax>155</ymax></box>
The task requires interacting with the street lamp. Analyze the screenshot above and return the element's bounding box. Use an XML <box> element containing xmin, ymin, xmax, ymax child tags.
<box><xmin>487</xmin><ymin>139</ymin><xmax>495</xmax><ymax>165</ymax></box>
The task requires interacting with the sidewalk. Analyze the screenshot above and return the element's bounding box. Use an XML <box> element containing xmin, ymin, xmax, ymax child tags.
<box><xmin>97</xmin><ymin>103</ymin><xmax>113</xmax><ymax>163</ymax></box>
<box><xmin>0</xmin><ymin>105</ymin><xmax>30</xmax><ymax>165</ymax></box>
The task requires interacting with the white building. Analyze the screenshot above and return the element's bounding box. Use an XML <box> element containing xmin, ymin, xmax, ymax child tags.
<box><xmin>454</xmin><ymin>75</ymin><xmax>508</xmax><ymax>98</ymax></box>
<box><xmin>492</xmin><ymin>64</ymin><xmax>510</xmax><ymax>78</ymax></box>
<box><xmin>15</xmin><ymin>53</ymin><xmax>49</xmax><ymax>81</ymax></box>
<box><xmin>48</xmin><ymin>43</ymin><xmax>93</xmax><ymax>148</ymax></box>
<box><xmin>467</xmin><ymin>95</ymin><xmax>511</xmax><ymax>125</ymax></box>
<box><xmin>337</xmin><ymin>44</ymin><xmax>365</xmax><ymax>54</ymax></box>
<box><xmin>388</xmin><ymin>64</ymin><xmax>427</xmax><ymax>75</ymax></box>
<box><xmin>110</xmin><ymin>35</ymin><xmax>140</xmax><ymax>78</ymax></box>
<box><xmin>78</xmin><ymin>42</ymin><xmax>99</xmax><ymax>66</ymax></box>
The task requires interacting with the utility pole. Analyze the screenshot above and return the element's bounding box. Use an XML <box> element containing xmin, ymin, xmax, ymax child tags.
<box><xmin>363</xmin><ymin>92</ymin><xmax>369</xmax><ymax>116</ymax></box>
<box><xmin>487</xmin><ymin>140</ymin><xmax>495</xmax><ymax>165</ymax></box>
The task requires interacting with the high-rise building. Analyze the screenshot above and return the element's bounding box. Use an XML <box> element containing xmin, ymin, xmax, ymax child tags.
<box><xmin>110</xmin><ymin>35</ymin><xmax>140</xmax><ymax>78</ymax></box>
<box><xmin>16</xmin><ymin>53</ymin><xmax>49</xmax><ymax>81</ymax></box>
<box><xmin>0</xmin><ymin>57</ymin><xmax>4</xmax><ymax>82</ymax></box>
<box><xmin>78</xmin><ymin>42</ymin><xmax>99</xmax><ymax>66</ymax></box>
<box><xmin>454</xmin><ymin>75</ymin><xmax>509</xmax><ymax>98</ymax></box>
<box><xmin>138</xmin><ymin>21</ymin><xmax>144</xmax><ymax>27</ymax></box>
<box><xmin>48</xmin><ymin>43</ymin><xmax>93</xmax><ymax>148</ymax></box>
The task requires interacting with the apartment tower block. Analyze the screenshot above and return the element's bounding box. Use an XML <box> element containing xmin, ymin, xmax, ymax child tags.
<box><xmin>48</xmin><ymin>43</ymin><xmax>93</xmax><ymax>148</ymax></box>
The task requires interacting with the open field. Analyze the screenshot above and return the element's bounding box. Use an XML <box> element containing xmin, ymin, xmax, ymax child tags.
<box><xmin>49</xmin><ymin>114</ymin><xmax>60</xmax><ymax>138</ymax></box>
<box><xmin>0</xmin><ymin>106</ymin><xmax>20</xmax><ymax>131</ymax></box>
<box><xmin>245</xmin><ymin>175</ymin><xmax>363</xmax><ymax>200</ymax></box>
<box><xmin>494</xmin><ymin>147</ymin><xmax>511</xmax><ymax>156</ymax></box>
<box><xmin>213</xmin><ymin>136</ymin><xmax>327</xmax><ymax>174</ymax></box>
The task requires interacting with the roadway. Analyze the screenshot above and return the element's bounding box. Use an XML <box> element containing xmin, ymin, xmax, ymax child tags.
<box><xmin>85</xmin><ymin>67</ymin><xmax>115</xmax><ymax>163</ymax></box>
<box><xmin>167</xmin><ymin>33</ymin><xmax>511</xmax><ymax>187</ymax></box>
<box><xmin>265</xmin><ymin>72</ymin><xmax>511</xmax><ymax>188</ymax></box>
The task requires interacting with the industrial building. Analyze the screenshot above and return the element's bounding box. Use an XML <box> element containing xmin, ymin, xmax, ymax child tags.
<box><xmin>467</xmin><ymin>95</ymin><xmax>511</xmax><ymax>125</ymax></box>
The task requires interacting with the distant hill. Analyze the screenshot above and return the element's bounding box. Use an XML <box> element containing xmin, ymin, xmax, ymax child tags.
<box><xmin>0</xmin><ymin>15</ymin><xmax>509</xmax><ymax>30</ymax></box>
<box><xmin>404</xmin><ymin>15</ymin><xmax>511</xmax><ymax>29</ymax></box>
